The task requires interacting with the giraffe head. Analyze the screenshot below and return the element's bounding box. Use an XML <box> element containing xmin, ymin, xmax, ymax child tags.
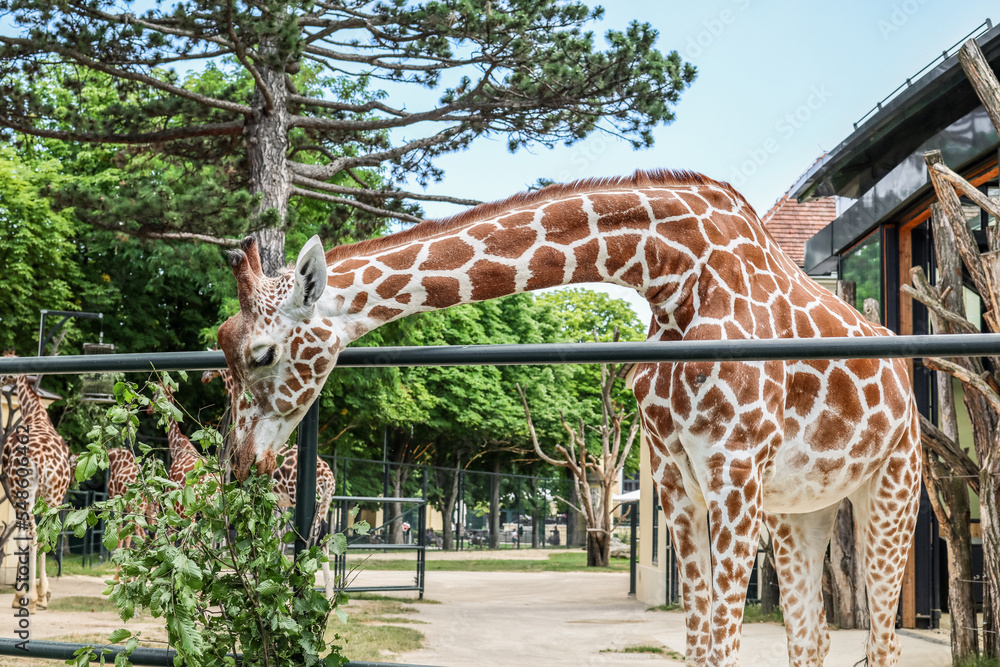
<box><xmin>217</xmin><ymin>236</ymin><xmax>339</xmax><ymax>481</ymax></box>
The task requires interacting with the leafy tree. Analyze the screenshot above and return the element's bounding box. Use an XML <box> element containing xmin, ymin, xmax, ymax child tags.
<box><xmin>0</xmin><ymin>0</ymin><xmax>695</xmax><ymax>273</ymax></box>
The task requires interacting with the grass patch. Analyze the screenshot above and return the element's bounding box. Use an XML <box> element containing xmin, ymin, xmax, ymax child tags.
<box><xmin>44</xmin><ymin>553</ymin><xmax>115</xmax><ymax>578</ymax></box>
<box><xmin>623</xmin><ymin>645</ymin><xmax>664</xmax><ymax>654</ymax></box>
<box><xmin>647</xmin><ymin>603</ymin><xmax>682</xmax><ymax>612</ymax></box>
<box><xmin>601</xmin><ymin>644</ymin><xmax>674</xmax><ymax>656</ymax></box>
<box><xmin>326</xmin><ymin>596</ymin><xmax>426</xmax><ymax>662</ymax></box>
<box><xmin>365</xmin><ymin>551</ymin><xmax>628</xmax><ymax>573</ymax></box>
<box><xmin>743</xmin><ymin>602</ymin><xmax>783</xmax><ymax>624</ymax></box>
<box><xmin>46</xmin><ymin>595</ymin><xmax>117</xmax><ymax>613</ymax></box>
<box><xmin>955</xmin><ymin>657</ymin><xmax>1000</xmax><ymax>667</ymax></box>
<box><xmin>349</xmin><ymin>592</ymin><xmax>440</xmax><ymax>604</ymax></box>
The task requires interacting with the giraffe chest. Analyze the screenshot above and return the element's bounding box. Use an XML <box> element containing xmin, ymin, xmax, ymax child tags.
<box><xmin>636</xmin><ymin>356</ymin><xmax>912</xmax><ymax>513</ymax></box>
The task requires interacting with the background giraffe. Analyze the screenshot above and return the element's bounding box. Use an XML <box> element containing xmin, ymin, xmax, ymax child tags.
<box><xmin>0</xmin><ymin>351</ymin><xmax>73</xmax><ymax>613</ymax></box>
<box><xmin>147</xmin><ymin>381</ymin><xmax>204</xmax><ymax>487</ymax></box>
<box><xmin>106</xmin><ymin>448</ymin><xmax>155</xmax><ymax>579</ymax></box>
<box><xmin>203</xmin><ymin>367</ymin><xmax>337</xmax><ymax>595</ymax></box>
<box><xmin>217</xmin><ymin>170</ymin><xmax>920</xmax><ymax>666</ymax></box>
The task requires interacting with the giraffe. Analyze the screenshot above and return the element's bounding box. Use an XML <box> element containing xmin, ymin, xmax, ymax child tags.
<box><xmin>106</xmin><ymin>448</ymin><xmax>155</xmax><ymax>579</ymax></box>
<box><xmin>202</xmin><ymin>366</ymin><xmax>337</xmax><ymax>596</ymax></box>
<box><xmin>0</xmin><ymin>351</ymin><xmax>73</xmax><ymax>613</ymax></box>
<box><xmin>216</xmin><ymin>169</ymin><xmax>921</xmax><ymax>666</ymax></box>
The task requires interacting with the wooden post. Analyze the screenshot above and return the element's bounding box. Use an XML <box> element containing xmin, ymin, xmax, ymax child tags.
<box><xmin>959</xmin><ymin>38</ymin><xmax>1000</xmax><ymax>137</ymax></box>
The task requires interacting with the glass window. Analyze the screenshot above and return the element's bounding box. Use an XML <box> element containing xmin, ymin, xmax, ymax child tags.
<box><xmin>840</xmin><ymin>230</ymin><xmax>882</xmax><ymax>321</ymax></box>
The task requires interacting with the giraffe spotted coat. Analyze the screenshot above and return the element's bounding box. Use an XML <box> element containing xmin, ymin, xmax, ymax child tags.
<box><xmin>1</xmin><ymin>351</ymin><xmax>73</xmax><ymax>613</ymax></box>
<box><xmin>216</xmin><ymin>170</ymin><xmax>920</xmax><ymax>666</ymax></box>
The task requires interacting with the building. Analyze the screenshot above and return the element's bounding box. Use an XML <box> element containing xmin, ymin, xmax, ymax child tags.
<box><xmin>793</xmin><ymin>19</ymin><xmax>1000</xmax><ymax>629</ymax></box>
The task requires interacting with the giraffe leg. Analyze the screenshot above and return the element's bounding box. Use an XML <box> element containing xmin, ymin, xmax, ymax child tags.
<box><xmin>703</xmin><ymin>465</ymin><xmax>764</xmax><ymax>667</ymax></box>
<box><xmin>321</xmin><ymin>540</ymin><xmax>333</xmax><ymax>599</ymax></box>
<box><xmin>765</xmin><ymin>507</ymin><xmax>840</xmax><ymax>667</ymax></box>
<box><xmin>653</xmin><ymin>460</ymin><xmax>712</xmax><ymax>665</ymax></box>
<box><xmin>852</xmin><ymin>433</ymin><xmax>921</xmax><ymax>667</ymax></box>
<box><xmin>36</xmin><ymin>546</ymin><xmax>49</xmax><ymax>608</ymax></box>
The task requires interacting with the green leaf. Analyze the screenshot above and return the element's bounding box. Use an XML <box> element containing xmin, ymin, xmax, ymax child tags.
<box><xmin>107</xmin><ymin>628</ymin><xmax>131</xmax><ymax>643</ymax></box>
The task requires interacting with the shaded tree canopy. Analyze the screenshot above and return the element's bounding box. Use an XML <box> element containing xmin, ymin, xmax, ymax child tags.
<box><xmin>0</xmin><ymin>0</ymin><xmax>696</xmax><ymax>272</ymax></box>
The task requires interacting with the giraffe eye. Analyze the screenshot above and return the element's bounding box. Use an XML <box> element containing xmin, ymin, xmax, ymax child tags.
<box><xmin>251</xmin><ymin>346</ymin><xmax>276</xmax><ymax>368</ymax></box>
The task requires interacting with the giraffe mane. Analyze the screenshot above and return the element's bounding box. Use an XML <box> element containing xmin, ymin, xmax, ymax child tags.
<box><xmin>322</xmin><ymin>168</ymin><xmax>752</xmax><ymax>265</ymax></box>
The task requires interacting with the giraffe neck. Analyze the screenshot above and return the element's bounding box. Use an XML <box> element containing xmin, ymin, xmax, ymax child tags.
<box><xmin>316</xmin><ymin>179</ymin><xmax>778</xmax><ymax>342</ymax></box>
<box><xmin>14</xmin><ymin>376</ymin><xmax>45</xmax><ymax>422</ymax></box>
<box><xmin>167</xmin><ymin>421</ymin><xmax>198</xmax><ymax>460</ymax></box>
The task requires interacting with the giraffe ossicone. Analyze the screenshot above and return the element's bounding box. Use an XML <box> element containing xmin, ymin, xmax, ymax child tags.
<box><xmin>217</xmin><ymin>169</ymin><xmax>921</xmax><ymax>666</ymax></box>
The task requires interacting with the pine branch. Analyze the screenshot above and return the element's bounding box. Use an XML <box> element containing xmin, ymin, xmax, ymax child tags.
<box><xmin>289</xmin><ymin>126</ymin><xmax>462</xmax><ymax>180</ymax></box>
<box><xmin>288</xmin><ymin>186</ymin><xmax>422</xmax><ymax>223</ymax></box>
<box><xmin>138</xmin><ymin>231</ymin><xmax>242</xmax><ymax>248</ymax></box>
<box><xmin>291</xmin><ymin>173</ymin><xmax>480</xmax><ymax>206</ymax></box>
<box><xmin>226</xmin><ymin>0</ymin><xmax>271</xmax><ymax>114</ymax></box>
<box><xmin>0</xmin><ymin>116</ymin><xmax>243</xmax><ymax>144</ymax></box>
<box><xmin>0</xmin><ymin>36</ymin><xmax>251</xmax><ymax>116</ymax></box>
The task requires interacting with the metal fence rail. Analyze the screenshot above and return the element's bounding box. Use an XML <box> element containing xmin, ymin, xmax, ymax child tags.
<box><xmin>0</xmin><ymin>639</ymin><xmax>436</xmax><ymax>667</ymax></box>
<box><xmin>4</xmin><ymin>334</ymin><xmax>1000</xmax><ymax>664</ymax></box>
<box><xmin>3</xmin><ymin>333</ymin><xmax>1000</xmax><ymax>375</ymax></box>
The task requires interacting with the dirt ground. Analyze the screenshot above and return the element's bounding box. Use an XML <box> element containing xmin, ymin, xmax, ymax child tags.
<box><xmin>1</xmin><ymin>552</ymin><xmax>955</xmax><ymax>666</ymax></box>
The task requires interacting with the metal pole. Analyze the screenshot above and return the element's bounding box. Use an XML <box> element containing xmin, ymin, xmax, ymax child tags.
<box><xmin>294</xmin><ymin>401</ymin><xmax>319</xmax><ymax>556</ymax></box>
<box><xmin>629</xmin><ymin>502</ymin><xmax>637</xmax><ymax>597</ymax></box>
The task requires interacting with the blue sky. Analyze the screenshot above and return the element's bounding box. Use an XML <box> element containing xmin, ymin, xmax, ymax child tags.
<box><xmin>395</xmin><ymin>1</ymin><xmax>999</xmax><ymax>324</ymax></box>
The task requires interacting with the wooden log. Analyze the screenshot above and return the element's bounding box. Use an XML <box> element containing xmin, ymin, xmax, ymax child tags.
<box><xmin>924</xmin><ymin>151</ymin><xmax>992</xmax><ymax>299</ymax></box>
<box><xmin>984</xmin><ymin>250</ymin><xmax>1000</xmax><ymax>324</ymax></box>
<box><xmin>959</xmin><ymin>38</ymin><xmax>1000</xmax><ymax>138</ymax></box>
<box><xmin>931</xmin><ymin>162</ymin><xmax>1000</xmax><ymax>222</ymax></box>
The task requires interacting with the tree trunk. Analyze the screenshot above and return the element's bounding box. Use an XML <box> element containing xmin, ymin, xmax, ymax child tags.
<box><xmin>245</xmin><ymin>61</ymin><xmax>291</xmax><ymax>276</ymax></box>
<box><xmin>980</xmin><ymin>461</ymin><xmax>1000</xmax><ymax>660</ymax></box>
<box><xmin>529</xmin><ymin>478</ymin><xmax>541</xmax><ymax>548</ymax></box>
<box><xmin>759</xmin><ymin>536</ymin><xmax>780</xmax><ymax>616</ymax></box>
<box><xmin>387</xmin><ymin>465</ymin><xmax>411</xmax><ymax>545</ymax></box>
<box><xmin>440</xmin><ymin>465</ymin><xmax>460</xmax><ymax>551</ymax></box>
<box><xmin>586</xmin><ymin>530</ymin><xmax>610</xmax><ymax>567</ymax></box>
<box><xmin>488</xmin><ymin>458</ymin><xmax>501</xmax><ymax>549</ymax></box>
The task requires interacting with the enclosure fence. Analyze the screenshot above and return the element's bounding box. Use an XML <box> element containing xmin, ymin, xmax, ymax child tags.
<box><xmin>2</xmin><ymin>332</ymin><xmax>1000</xmax><ymax>663</ymax></box>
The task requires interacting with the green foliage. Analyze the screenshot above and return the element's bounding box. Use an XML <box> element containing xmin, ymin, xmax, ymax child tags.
<box><xmin>37</xmin><ymin>378</ymin><xmax>356</xmax><ymax>666</ymax></box>
<box><xmin>742</xmin><ymin>602</ymin><xmax>784</xmax><ymax>625</ymax></box>
<box><xmin>0</xmin><ymin>0</ymin><xmax>694</xmax><ymax>240</ymax></box>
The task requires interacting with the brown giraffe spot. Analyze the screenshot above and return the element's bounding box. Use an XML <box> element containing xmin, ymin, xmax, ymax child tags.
<box><xmin>294</xmin><ymin>363</ymin><xmax>313</xmax><ymax>381</ymax></box>
<box><xmin>396</xmin><ymin>293</ymin><xmax>412</xmax><ymax>304</ymax></box>
<box><xmin>332</xmin><ymin>258</ymin><xmax>367</xmax><ymax>272</ymax></box>
<box><xmin>595</xmin><ymin>197</ymin><xmax>648</xmax><ymax>233</ymax></box>
<box><xmin>620</xmin><ymin>262</ymin><xmax>645</xmax><ymax>288</ymax></box>
<box><xmin>542</xmin><ymin>199</ymin><xmax>589</xmax><ymax>245</ymax></box>
<box><xmin>851</xmin><ymin>358</ymin><xmax>880</xmax><ymax>381</ymax></box>
<box><xmin>280</xmin><ymin>385</ymin><xmax>293</xmax><ymax>398</ymax></box>
<box><xmin>376</xmin><ymin>273</ymin><xmax>412</xmax><ymax>299</ymax></box>
<box><xmin>678</xmin><ymin>192</ymin><xmax>709</xmax><ymax>216</ymax></box>
<box><xmin>864</xmin><ymin>384</ymin><xmax>882</xmax><ymax>410</ymax></box>
<box><xmin>315</xmin><ymin>357</ymin><xmax>329</xmax><ymax>375</ymax></box>
<box><xmin>805</xmin><ymin>410</ymin><xmax>852</xmax><ymax>452</ymax></box>
<box><xmin>716</xmin><ymin>526</ymin><xmax>732</xmax><ymax>553</ymax></box>
<box><xmin>467</xmin><ymin>223</ymin><xmax>496</xmax><ymax>240</ymax></box>
<box><xmin>287</xmin><ymin>376</ymin><xmax>303</xmax><ymax>392</ymax></box>
<box><xmin>470</xmin><ymin>260</ymin><xmax>517</xmax><ymax>301</ymax></box>
<box><xmin>362</xmin><ymin>266</ymin><xmax>383</xmax><ymax>284</ymax></box>
<box><xmin>276</xmin><ymin>398</ymin><xmax>294</xmax><ymax>413</ymax></box>
<box><xmin>604</xmin><ymin>234</ymin><xmax>642</xmax><ymax>274</ymax></box>
<box><xmin>647</xmin><ymin>192</ymin><xmax>682</xmax><ymax>220</ymax></box>
<box><xmin>378</xmin><ymin>245</ymin><xmax>422</xmax><ymax>270</ymax></box>
<box><xmin>298</xmin><ymin>388</ymin><xmax>315</xmax><ymax>406</ymax></box>
<box><xmin>311</xmin><ymin>327</ymin><xmax>333</xmax><ymax>342</ymax></box>
<box><xmin>328</xmin><ymin>272</ymin><xmax>355</xmax><ymax>289</ymax></box>
<box><xmin>828</xmin><ymin>367</ymin><xmax>863</xmax><ymax>422</ymax></box>
<box><xmin>724</xmin><ymin>489</ymin><xmax>742</xmax><ymax>522</ymax></box>
<box><xmin>500</xmin><ymin>210</ymin><xmax>535</xmax><ymax>227</ymax></box>
<box><xmin>851</xmin><ymin>412</ymin><xmax>890</xmax><ymax>457</ymax></box>
<box><xmin>571</xmin><ymin>239</ymin><xmax>601</xmax><ymax>283</ymax></box>
<box><xmin>369</xmin><ymin>305</ymin><xmax>403</xmax><ymax>321</ymax></box>
<box><xmin>794</xmin><ymin>308</ymin><xmax>817</xmax><ymax>337</ymax></box>
<box><xmin>422</xmin><ymin>276</ymin><xmax>462</xmax><ymax>308</ymax></box>
<box><xmin>484</xmin><ymin>227</ymin><xmax>537</xmax><ymax>259</ymax></box>
<box><xmin>301</xmin><ymin>346</ymin><xmax>322</xmax><ymax>361</ymax></box>
<box><xmin>290</xmin><ymin>336</ymin><xmax>303</xmax><ymax>359</ymax></box>
<box><xmin>696</xmin><ymin>386</ymin><xmax>735</xmax><ymax>423</ymax></box>
<box><xmin>525</xmin><ymin>245</ymin><xmax>567</xmax><ymax>291</ymax></box>
<box><xmin>420</xmin><ymin>238</ymin><xmax>475</xmax><ymax>271</ymax></box>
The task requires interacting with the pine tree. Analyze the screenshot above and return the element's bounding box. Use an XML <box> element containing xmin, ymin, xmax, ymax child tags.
<box><xmin>0</xmin><ymin>0</ymin><xmax>695</xmax><ymax>273</ymax></box>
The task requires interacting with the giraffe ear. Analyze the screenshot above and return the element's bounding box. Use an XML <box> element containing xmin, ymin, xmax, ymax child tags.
<box><xmin>290</xmin><ymin>235</ymin><xmax>327</xmax><ymax>311</ymax></box>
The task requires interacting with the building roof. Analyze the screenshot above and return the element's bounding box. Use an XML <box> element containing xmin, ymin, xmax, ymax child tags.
<box><xmin>792</xmin><ymin>20</ymin><xmax>999</xmax><ymax>202</ymax></box>
<box><xmin>761</xmin><ymin>192</ymin><xmax>836</xmax><ymax>269</ymax></box>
